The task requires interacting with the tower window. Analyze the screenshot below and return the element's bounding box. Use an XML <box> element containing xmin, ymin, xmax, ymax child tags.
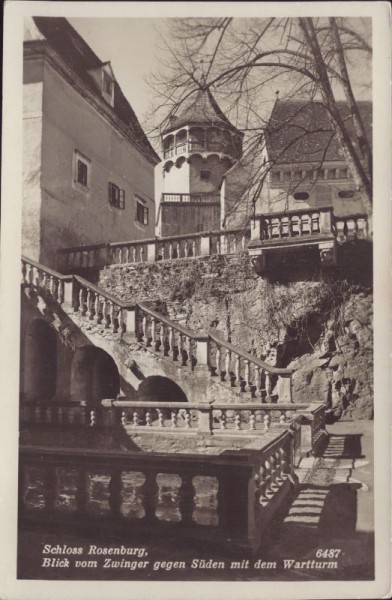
<box><xmin>136</xmin><ymin>197</ymin><xmax>149</xmax><ymax>225</ymax></box>
<box><xmin>200</xmin><ymin>170</ymin><xmax>210</xmax><ymax>181</ymax></box>
<box><xmin>73</xmin><ymin>150</ymin><xmax>91</xmax><ymax>190</ymax></box>
<box><xmin>108</xmin><ymin>182</ymin><xmax>125</xmax><ymax>209</ymax></box>
<box><xmin>293</xmin><ymin>192</ymin><xmax>310</xmax><ymax>201</ymax></box>
<box><xmin>338</xmin><ymin>190</ymin><xmax>355</xmax><ymax>199</ymax></box>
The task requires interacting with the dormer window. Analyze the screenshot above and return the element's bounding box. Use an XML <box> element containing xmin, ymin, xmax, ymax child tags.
<box><xmin>102</xmin><ymin>70</ymin><xmax>114</xmax><ymax>106</ymax></box>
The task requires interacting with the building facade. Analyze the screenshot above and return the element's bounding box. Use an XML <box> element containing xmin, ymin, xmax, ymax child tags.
<box><xmin>23</xmin><ymin>17</ymin><xmax>159</xmax><ymax>268</ymax></box>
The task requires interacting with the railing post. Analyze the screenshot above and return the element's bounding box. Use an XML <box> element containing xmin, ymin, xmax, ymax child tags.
<box><xmin>251</xmin><ymin>216</ymin><xmax>261</xmax><ymax>241</ymax></box>
<box><xmin>276</xmin><ymin>373</ymin><xmax>293</xmax><ymax>403</ymax></box>
<box><xmin>195</xmin><ymin>335</ymin><xmax>210</xmax><ymax>370</ymax></box>
<box><xmin>200</xmin><ymin>234</ymin><xmax>211</xmax><ymax>256</ymax></box>
<box><xmin>319</xmin><ymin>207</ymin><xmax>333</xmax><ymax>235</ymax></box>
<box><xmin>147</xmin><ymin>242</ymin><xmax>157</xmax><ymax>262</ymax></box>
<box><xmin>124</xmin><ymin>306</ymin><xmax>138</xmax><ymax>337</ymax></box>
<box><xmin>62</xmin><ymin>277</ymin><xmax>75</xmax><ymax>309</ymax></box>
<box><xmin>197</xmin><ymin>403</ymin><xmax>213</xmax><ymax>435</ymax></box>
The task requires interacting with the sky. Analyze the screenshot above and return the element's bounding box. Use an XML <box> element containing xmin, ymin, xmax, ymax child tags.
<box><xmin>68</xmin><ymin>17</ymin><xmax>372</xmax><ymax>139</ymax></box>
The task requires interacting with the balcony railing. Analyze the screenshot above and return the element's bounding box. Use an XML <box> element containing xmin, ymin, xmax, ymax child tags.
<box><xmin>161</xmin><ymin>193</ymin><xmax>220</xmax><ymax>203</ymax></box>
<box><xmin>251</xmin><ymin>207</ymin><xmax>370</xmax><ymax>246</ymax></box>
<box><xmin>163</xmin><ymin>141</ymin><xmax>237</xmax><ymax>159</ymax></box>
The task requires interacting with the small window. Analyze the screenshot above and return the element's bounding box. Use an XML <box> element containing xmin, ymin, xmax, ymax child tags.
<box><xmin>338</xmin><ymin>168</ymin><xmax>348</xmax><ymax>179</ymax></box>
<box><xmin>293</xmin><ymin>192</ymin><xmax>310</xmax><ymax>201</ymax></box>
<box><xmin>292</xmin><ymin>170</ymin><xmax>302</xmax><ymax>181</ymax></box>
<box><xmin>271</xmin><ymin>171</ymin><xmax>281</xmax><ymax>183</ymax></box>
<box><xmin>136</xmin><ymin>198</ymin><xmax>149</xmax><ymax>225</ymax></box>
<box><xmin>74</xmin><ymin>151</ymin><xmax>90</xmax><ymax>190</ymax></box>
<box><xmin>327</xmin><ymin>168</ymin><xmax>337</xmax><ymax>179</ymax></box>
<box><xmin>200</xmin><ymin>170</ymin><xmax>210</xmax><ymax>181</ymax></box>
<box><xmin>283</xmin><ymin>171</ymin><xmax>291</xmax><ymax>182</ymax></box>
<box><xmin>103</xmin><ymin>71</ymin><xmax>113</xmax><ymax>95</ymax></box>
<box><xmin>108</xmin><ymin>182</ymin><xmax>125</xmax><ymax>209</ymax></box>
<box><xmin>338</xmin><ymin>190</ymin><xmax>355</xmax><ymax>199</ymax></box>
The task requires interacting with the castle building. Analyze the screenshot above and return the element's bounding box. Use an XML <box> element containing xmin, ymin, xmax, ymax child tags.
<box><xmin>23</xmin><ymin>17</ymin><xmax>159</xmax><ymax>268</ymax></box>
<box><xmin>155</xmin><ymin>86</ymin><xmax>243</xmax><ymax>236</ymax></box>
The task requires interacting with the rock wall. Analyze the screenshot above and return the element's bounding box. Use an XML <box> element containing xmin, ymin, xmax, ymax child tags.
<box><xmin>98</xmin><ymin>248</ymin><xmax>373</xmax><ymax>419</ymax></box>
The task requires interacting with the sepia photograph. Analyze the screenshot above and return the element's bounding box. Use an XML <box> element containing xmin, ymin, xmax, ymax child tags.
<box><xmin>1</xmin><ymin>2</ymin><xmax>390</xmax><ymax>599</ymax></box>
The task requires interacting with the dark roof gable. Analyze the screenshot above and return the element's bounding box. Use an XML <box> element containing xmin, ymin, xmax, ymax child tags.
<box><xmin>29</xmin><ymin>17</ymin><xmax>159</xmax><ymax>165</ymax></box>
<box><xmin>265</xmin><ymin>99</ymin><xmax>372</xmax><ymax>165</ymax></box>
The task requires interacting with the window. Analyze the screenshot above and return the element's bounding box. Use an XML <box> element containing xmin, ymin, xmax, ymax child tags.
<box><xmin>73</xmin><ymin>150</ymin><xmax>91</xmax><ymax>190</ymax></box>
<box><xmin>200</xmin><ymin>170</ymin><xmax>210</xmax><ymax>181</ymax></box>
<box><xmin>338</xmin><ymin>190</ymin><xmax>355</xmax><ymax>199</ymax></box>
<box><xmin>108</xmin><ymin>182</ymin><xmax>125</xmax><ymax>209</ymax></box>
<box><xmin>338</xmin><ymin>168</ymin><xmax>348</xmax><ymax>179</ymax></box>
<box><xmin>136</xmin><ymin>198</ymin><xmax>149</xmax><ymax>225</ymax></box>
<box><xmin>102</xmin><ymin>70</ymin><xmax>114</xmax><ymax>106</ymax></box>
<box><xmin>293</xmin><ymin>192</ymin><xmax>310</xmax><ymax>201</ymax></box>
<box><xmin>271</xmin><ymin>171</ymin><xmax>281</xmax><ymax>183</ymax></box>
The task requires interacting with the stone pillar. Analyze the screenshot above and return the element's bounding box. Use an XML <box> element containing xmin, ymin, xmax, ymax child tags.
<box><xmin>200</xmin><ymin>234</ymin><xmax>211</xmax><ymax>256</ymax></box>
<box><xmin>147</xmin><ymin>242</ymin><xmax>157</xmax><ymax>262</ymax></box>
<box><xmin>319</xmin><ymin>208</ymin><xmax>332</xmax><ymax>235</ymax></box>
<box><xmin>124</xmin><ymin>306</ymin><xmax>137</xmax><ymax>337</ymax></box>
<box><xmin>276</xmin><ymin>373</ymin><xmax>292</xmax><ymax>403</ymax></box>
<box><xmin>249</xmin><ymin>251</ymin><xmax>266</xmax><ymax>275</ymax></box>
<box><xmin>319</xmin><ymin>240</ymin><xmax>337</xmax><ymax>267</ymax></box>
<box><xmin>197</xmin><ymin>403</ymin><xmax>213</xmax><ymax>435</ymax></box>
<box><xmin>250</xmin><ymin>216</ymin><xmax>261</xmax><ymax>241</ymax></box>
<box><xmin>62</xmin><ymin>278</ymin><xmax>75</xmax><ymax>310</ymax></box>
<box><xmin>195</xmin><ymin>336</ymin><xmax>210</xmax><ymax>370</ymax></box>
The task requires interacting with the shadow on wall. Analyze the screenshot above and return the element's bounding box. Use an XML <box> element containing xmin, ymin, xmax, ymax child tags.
<box><xmin>137</xmin><ymin>375</ymin><xmax>188</xmax><ymax>402</ymax></box>
<box><xmin>70</xmin><ymin>345</ymin><xmax>120</xmax><ymax>406</ymax></box>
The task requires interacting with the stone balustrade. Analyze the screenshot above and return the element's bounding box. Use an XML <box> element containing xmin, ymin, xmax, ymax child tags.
<box><xmin>57</xmin><ymin>228</ymin><xmax>251</xmax><ymax>271</ymax></box>
<box><xmin>19</xmin><ymin>427</ymin><xmax>296</xmax><ymax>551</ymax></box>
<box><xmin>20</xmin><ymin>402</ymin><xmax>96</xmax><ymax>427</ymax></box>
<box><xmin>251</xmin><ymin>206</ymin><xmax>334</xmax><ymax>242</ymax></box>
<box><xmin>333</xmin><ymin>213</ymin><xmax>370</xmax><ymax>243</ymax></box>
<box><xmin>209</xmin><ymin>332</ymin><xmax>293</xmax><ymax>403</ymax></box>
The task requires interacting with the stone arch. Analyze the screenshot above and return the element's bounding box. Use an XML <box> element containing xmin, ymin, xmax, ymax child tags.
<box><xmin>163</xmin><ymin>160</ymin><xmax>174</xmax><ymax>173</ymax></box>
<box><xmin>175</xmin><ymin>156</ymin><xmax>187</xmax><ymax>169</ymax></box>
<box><xmin>175</xmin><ymin>129</ymin><xmax>187</xmax><ymax>145</ymax></box>
<box><xmin>137</xmin><ymin>376</ymin><xmax>188</xmax><ymax>403</ymax></box>
<box><xmin>23</xmin><ymin>318</ymin><xmax>57</xmax><ymax>402</ymax></box>
<box><xmin>70</xmin><ymin>345</ymin><xmax>120</xmax><ymax>406</ymax></box>
<box><xmin>163</xmin><ymin>134</ymin><xmax>174</xmax><ymax>150</ymax></box>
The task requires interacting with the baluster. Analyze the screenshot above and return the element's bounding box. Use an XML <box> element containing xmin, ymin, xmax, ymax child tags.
<box><xmin>108</xmin><ymin>470</ymin><xmax>123</xmax><ymax>517</ymax></box>
<box><xmin>171</xmin><ymin>409</ymin><xmax>178</xmax><ymax>428</ymax></box>
<box><xmin>235</xmin><ymin>354</ymin><xmax>241</xmax><ymax>387</ymax></box>
<box><xmin>133</xmin><ymin>411</ymin><xmax>140</xmax><ymax>427</ymax></box>
<box><xmin>234</xmin><ymin>412</ymin><xmax>241</xmax><ymax>430</ymax></box>
<box><xmin>258</xmin><ymin>464</ymin><xmax>268</xmax><ymax>505</ymax></box>
<box><xmin>220</xmin><ymin>410</ymin><xmax>227</xmax><ymax>430</ymax></box>
<box><xmin>44</xmin><ymin>467</ymin><xmax>59</xmax><ymax>511</ymax></box>
<box><xmin>249</xmin><ymin>411</ymin><xmax>256</xmax><ymax>431</ymax></box>
<box><xmin>151</xmin><ymin>318</ymin><xmax>156</xmax><ymax>349</ymax></box>
<box><xmin>215</xmin><ymin>345</ymin><xmax>221</xmax><ymax>379</ymax></box>
<box><xmin>118</xmin><ymin>248</ymin><xmax>123</xmax><ymax>264</ymax></box>
<box><xmin>21</xmin><ymin>261</ymin><xmax>27</xmax><ymax>284</ymax></box>
<box><xmin>102</xmin><ymin>298</ymin><xmax>110</xmax><ymax>328</ymax></box>
<box><xmin>94</xmin><ymin>294</ymin><xmax>101</xmax><ymax>323</ymax></box>
<box><xmin>157</xmin><ymin>409</ymin><xmax>164</xmax><ymax>428</ymax></box>
<box><xmin>225</xmin><ymin>349</ymin><xmax>231</xmax><ymax>383</ymax></box>
<box><xmin>179</xmin><ymin>474</ymin><xmax>195</xmax><ymax>525</ymax></box>
<box><xmin>178</xmin><ymin>333</ymin><xmax>185</xmax><ymax>365</ymax></box>
<box><xmin>184</xmin><ymin>241</ymin><xmax>189</xmax><ymax>257</ymax></box>
<box><xmin>139</xmin><ymin>246</ymin><xmax>145</xmax><ymax>262</ymax></box>
<box><xmin>245</xmin><ymin>360</ymin><xmax>251</xmax><ymax>392</ymax></box>
<box><xmin>27</xmin><ymin>264</ymin><xmax>34</xmax><ymax>287</ymax></box>
<box><xmin>142</xmin><ymin>315</ymin><xmax>148</xmax><ymax>345</ymax></box>
<box><xmin>79</xmin><ymin>287</ymin><xmax>87</xmax><ymax>315</ymax></box>
<box><xmin>57</xmin><ymin>279</ymin><xmax>64</xmax><ymax>303</ymax></box>
<box><xmin>169</xmin><ymin>242</ymin><xmax>173</xmax><ymax>259</ymax></box>
<box><xmin>264</xmin><ymin>413</ymin><xmax>271</xmax><ymax>430</ymax></box>
<box><xmin>90</xmin><ymin>410</ymin><xmax>96</xmax><ymax>427</ymax></box>
<box><xmin>110</xmin><ymin>303</ymin><xmax>117</xmax><ymax>333</ymax></box>
<box><xmin>125</xmin><ymin>247</ymin><xmax>130</xmax><ymax>262</ymax></box>
<box><xmin>169</xmin><ymin>327</ymin><xmax>175</xmax><ymax>359</ymax></box>
<box><xmin>45</xmin><ymin>406</ymin><xmax>52</xmax><ymax>424</ymax></box>
<box><xmin>279</xmin><ymin>412</ymin><xmax>286</xmax><ymax>424</ymax></box>
<box><xmin>187</xmin><ymin>336</ymin><xmax>194</xmax><ymax>367</ymax></box>
<box><xmin>145</xmin><ymin>409</ymin><xmax>152</xmax><ymax>427</ymax></box>
<box><xmin>87</xmin><ymin>290</ymin><xmax>94</xmax><ymax>319</ymax></box>
<box><xmin>160</xmin><ymin>324</ymin><xmax>167</xmax><ymax>355</ymax></box>
<box><xmin>184</xmin><ymin>410</ymin><xmax>191</xmax><ymax>429</ymax></box>
<box><xmin>265</xmin><ymin>371</ymin><xmax>272</xmax><ymax>400</ymax></box>
<box><xmin>131</xmin><ymin>247</ymin><xmax>136</xmax><ymax>263</ymax></box>
<box><xmin>192</xmin><ymin>240</ymin><xmax>196</xmax><ymax>256</ymax></box>
<box><xmin>255</xmin><ymin>366</ymin><xmax>262</xmax><ymax>398</ymax></box>
<box><xmin>49</xmin><ymin>275</ymin><xmax>56</xmax><ymax>296</ymax></box>
<box><xmin>121</xmin><ymin>411</ymin><xmax>127</xmax><ymax>426</ymax></box>
<box><xmin>142</xmin><ymin>471</ymin><xmax>159</xmax><ymax>522</ymax></box>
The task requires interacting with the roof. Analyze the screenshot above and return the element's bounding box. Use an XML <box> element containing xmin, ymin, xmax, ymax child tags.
<box><xmin>24</xmin><ymin>17</ymin><xmax>159</xmax><ymax>165</ymax></box>
<box><xmin>265</xmin><ymin>100</ymin><xmax>372</xmax><ymax>165</ymax></box>
<box><xmin>164</xmin><ymin>87</ymin><xmax>242</xmax><ymax>135</ymax></box>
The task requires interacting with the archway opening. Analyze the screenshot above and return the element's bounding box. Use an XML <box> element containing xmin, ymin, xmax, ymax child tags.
<box><xmin>137</xmin><ymin>376</ymin><xmax>187</xmax><ymax>403</ymax></box>
<box><xmin>23</xmin><ymin>319</ymin><xmax>57</xmax><ymax>402</ymax></box>
<box><xmin>71</xmin><ymin>346</ymin><xmax>120</xmax><ymax>406</ymax></box>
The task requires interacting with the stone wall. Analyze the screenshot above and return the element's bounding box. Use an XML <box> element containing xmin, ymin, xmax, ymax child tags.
<box><xmin>98</xmin><ymin>249</ymin><xmax>373</xmax><ymax>419</ymax></box>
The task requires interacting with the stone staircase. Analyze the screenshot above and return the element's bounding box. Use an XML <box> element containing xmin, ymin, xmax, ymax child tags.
<box><xmin>21</xmin><ymin>256</ymin><xmax>294</xmax><ymax>405</ymax></box>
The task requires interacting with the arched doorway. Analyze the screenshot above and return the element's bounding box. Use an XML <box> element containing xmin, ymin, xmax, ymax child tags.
<box><xmin>71</xmin><ymin>346</ymin><xmax>120</xmax><ymax>406</ymax></box>
<box><xmin>137</xmin><ymin>375</ymin><xmax>187</xmax><ymax>403</ymax></box>
<box><xmin>23</xmin><ymin>319</ymin><xmax>57</xmax><ymax>402</ymax></box>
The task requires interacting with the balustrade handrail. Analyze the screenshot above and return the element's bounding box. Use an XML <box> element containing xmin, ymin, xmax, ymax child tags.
<box><xmin>73</xmin><ymin>274</ymin><xmax>135</xmax><ymax>309</ymax></box>
<box><xmin>22</xmin><ymin>255</ymin><xmax>73</xmax><ymax>280</ymax></box>
<box><xmin>106</xmin><ymin>400</ymin><xmax>212</xmax><ymax>409</ymax></box>
<box><xmin>332</xmin><ymin>212</ymin><xmax>368</xmax><ymax>221</ymax></box>
<box><xmin>57</xmin><ymin>227</ymin><xmax>250</xmax><ymax>255</ymax></box>
<box><xmin>255</xmin><ymin>205</ymin><xmax>333</xmax><ymax>219</ymax></box>
<box><xmin>138</xmin><ymin>302</ymin><xmax>205</xmax><ymax>340</ymax></box>
<box><xmin>208</xmin><ymin>330</ymin><xmax>293</xmax><ymax>375</ymax></box>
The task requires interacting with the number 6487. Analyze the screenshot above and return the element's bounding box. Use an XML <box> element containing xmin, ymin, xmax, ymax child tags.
<box><xmin>316</xmin><ymin>549</ymin><xmax>341</xmax><ymax>558</ymax></box>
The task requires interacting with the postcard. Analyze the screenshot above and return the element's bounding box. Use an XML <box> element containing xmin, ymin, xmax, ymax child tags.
<box><xmin>1</xmin><ymin>1</ymin><xmax>390</xmax><ymax>599</ymax></box>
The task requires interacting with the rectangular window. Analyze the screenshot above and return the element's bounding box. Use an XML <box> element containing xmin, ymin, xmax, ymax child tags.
<box><xmin>74</xmin><ymin>150</ymin><xmax>91</xmax><ymax>190</ymax></box>
<box><xmin>136</xmin><ymin>198</ymin><xmax>149</xmax><ymax>225</ymax></box>
<box><xmin>200</xmin><ymin>170</ymin><xmax>210</xmax><ymax>181</ymax></box>
<box><xmin>108</xmin><ymin>182</ymin><xmax>125</xmax><ymax>209</ymax></box>
<box><xmin>271</xmin><ymin>171</ymin><xmax>281</xmax><ymax>183</ymax></box>
<box><xmin>103</xmin><ymin>71</ymin><xmax>113</xmax><ymax>95</ymax></box>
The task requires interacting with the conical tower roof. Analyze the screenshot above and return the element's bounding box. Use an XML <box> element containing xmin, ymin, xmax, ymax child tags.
<box><xmin>164</xmin><ymin>87</ymin><xmax>242</xmax><ymax>135</ymax></box>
